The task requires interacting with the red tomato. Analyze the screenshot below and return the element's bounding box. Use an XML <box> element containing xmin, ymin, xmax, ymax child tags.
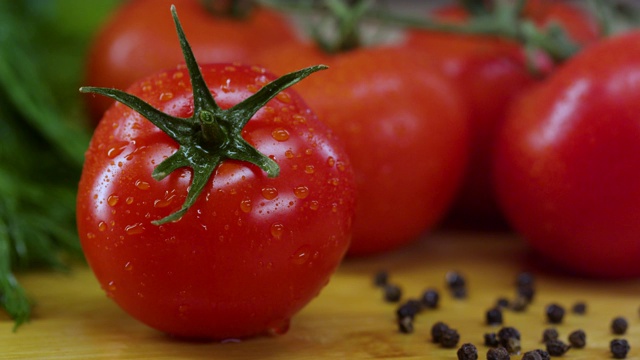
<box><xmin>256</xmin><ymin>43</ymin><xmax>469</xmax><ymax>255</ymax></box>
<box><xmin>85</xmin><ymin>0</ymin><xmax>300</xmax><ymax>121</ymax></box>
<box><xmin>405</xmin><ymin>2</ymin><xmax>599</xmax><ymax>228</ymax></box>
<box><xmin>77</xmin><ymin>59</ymin><xmax>356</xmax><ymax>337</ymax></box>
<box><xmin>493</xmin><ymin>30</ymin><xmax>640</xmax><ymax>278</ymax></box>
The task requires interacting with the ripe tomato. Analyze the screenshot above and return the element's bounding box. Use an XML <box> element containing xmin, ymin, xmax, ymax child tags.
<box><xmin>77</xmin><ymin>8</ymin><xmax>355</xmax><ymax>339</ymax></box>
<box><xmin>256</xmin><ymin>43</ymin><xmax>469</xmax><ymax>255</ymax></box>
<box><xmin>493</xmin><ymin>30</ymin><xmax>640</xmax><ymax>278</ymax></box>
<box><xmin>85</xmin><ymin>0</ymin><xmax>300</xmax><ymax>121</ymax></box>
<box><xmin>405</xmin><ymin>1</ymin><xmax>599</xmax><ymax>228</ymax></box>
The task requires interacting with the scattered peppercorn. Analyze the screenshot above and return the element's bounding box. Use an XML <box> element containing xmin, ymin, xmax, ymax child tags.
<box><xmin>571</xmin><ymin>301</ymin><xmax>586</xmax><ymax>315</ymax></box>
<box><xmin>484</xmin><ymin>332</ymin><xmax>500</xmax><ymax>347</ymax></box>
<box><xmin>431</xmin><ymin>321</ymin><xmax>449</xmax><ymax>343</ymax></box>
<box><xmin>516</xmin><ymin>285</ymin><xmax>535</xmax><ymax>303</ymax></box>
<box><xmin>546</xmin><ymin>339</ymin><xmax>571</xmax><ymax>356</ymax></box>
<box><xmin>516</xmin><ymin>272</ymin><xmax>535</xmax><ymax>288</ymax></box>
<box><xmin>611</xmin><ymin>316</ymin><xmax>628</xmax><ymax>335</ymax></box>
<box><xmin>421</xmin><ymin>288</ymin><xmax>440</xmax><ymax>308</ymax></box>
<box><xmin>397</xmin><ymin>316</ymin><xmax>413</xmax><ymax>334</ymax></box>
<box><xmin>396</xmin><ymin>299</ymin><xmax>421</xmax><ymax>319</ymax></box>
<box><xmin>456</xmin><ymin>343</ymin><xmax>478</xmax><ymax>360</ymax></box>
<box><xmin>440</xmin><ymin>328</ymin><xmax>461</xmax><ymax>348</ymax></box>
<box><xmin>545</xmin><ymin>303</ymin><xmax>565</xmax><ymax>324</ymax></box>
<box><xmin>510</xmin><ymin>296</ymin><xmax>528</xmax><ymax>312</ymax></box>
<box><xmin>497</xmin><ymin>327</ymin><xmax>521</xmax><ymax>354</ymax></box>
<box><xmin>446</xmin><ymin>271</ymin><xmax>467</xmax><ymax>299</ymax></box>
<box><xmin>373</xmin><ymin>270</ymin><xmax>388</xmax><ymax>287</ymax></box>
<box><xmin>496</xmin><ymin>297</ymin><xmax>510</xmax><ymax>309</ymax></box>
<box><xmin>383</xmin><ymin>283</ymin><xmax>402</xmax><ymax>302</ymax></box>
<box><xmin>486</xmin><ymin>346</ymin><xmax>510</xmax><ymax>360</ymax></box>
<box><xmin>541</xmin><ymin>328</ymin><xmax>559</xmax><ymax>343</ymax></box>
<box><xmin>568</xmin><ymin>329</ymin><xmax>586</xmax><ymax>348</ymax></box>
<box><xmin>521</xmin><ymin>349</ymin><xmax>550</xmax><ymax>360</ymax></box>
<box><xmin>610</xmin><ymin>339</ymin><xmax>630</xmax><ymax>359</ymax></box>
<box><xmin>486</xmin><ymin>307</ymin><xmax>503</xmax><ymax>325</ymax></box>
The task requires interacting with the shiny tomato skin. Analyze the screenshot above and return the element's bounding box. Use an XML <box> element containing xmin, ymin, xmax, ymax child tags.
<box><xmin>77</xmin><ymin>64</ymin><xmax>356</xmax><ymax>339</ymax></box>
<box><xmin>493</xmin><ymin>31</ymin><xmax>640</xmax><ymax>278</ymax></box>
<box><xmin>405</xmin><ymin>2</ymin><xmax>599</xmax><ymax>228</ymax></box>
<box><xmin>256</xmin><ymin>44</ymin><xmax>469</xmax><ymax>256</ymax></box>
<box><xmin>85</xmin><ymin>0</ymin><xmax>299</xmax><ymax>121</ymax></box>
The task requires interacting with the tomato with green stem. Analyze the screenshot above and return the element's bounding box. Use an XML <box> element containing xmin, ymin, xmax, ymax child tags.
<box><xmin>405</xmin><ymin>0</ymin><xmax>599</xmax><ymax>228</ymax></box>
<box><xmin>255</xmin><ymin>1</ymin><xmax>469</xmax><ymax>256</ymax></box>
<box><xmin>493</xmin><ymin>30</ymin><xmax>640</xmax><ymax>278</ymax></box>
<box><xmin>85</xmin><ymin>0</ymin><xmax>300</xmax><ymax>122</ymax></box>
<box><xmin>77</xmin><ymin>6</ymin><xmax>355</xmax><ymax>339</ymax></box>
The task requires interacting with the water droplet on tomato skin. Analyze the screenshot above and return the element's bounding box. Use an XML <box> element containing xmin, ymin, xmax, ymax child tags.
<box><xmin>124</xmin><ymin>262</ymin><xmax>133</xmax><ymax>271</ymax></box>
<box><xmin>271</xmin><ymin>128</ymin><xmax>290</xmax><ymax>142</ymax></box>
<box><xmin>304</xmin><ymin>165</ymin><xmax>315</xmax><ymax>174</ymax></box>
<box><xmin>293</xmin><ymin>186</ymin><xmax>309</xmax><ymax>199</ymax></box>
<box><xmin>125</xmin><ymin>223</ymin><xmax>145</xmax><ymax>235</ymax></box>
<box><xmin>291</xmin><ymin>245</ymin><xmax>311</xmax><ymax>265</ymax></box>
<box><xmin>270</xmin><ymin>223</ymin><xmax>284</xmax><ymax>239</ymax></box>
<box><xmin>159</xmin><ymin>92</ymin><xmax>173</xmax><ymax>101</ymax></box>
<box><xmin>240</xmin><ymin>199</ymin><xmax>252</xmax><ymax>213</ymax></box>
<box><xmin>135</xmin><ymin>179</ymin><xmax>150</xmax><ymax>190</ymax></box>
<box><xmin>98</xmin><ymin>221</ymin><xmax>108</xmax><ymax>232</ymax></box>
<box><xmin>107</xmin><ymin>195</ymin><xmax>119</xmax><ymax>207</ymax></box>
<box><xmin>266</xmin><ymin>318</ymin><xmax>291</xmax><ymax>336</ymax></box>
<box><xmin>107</xmin><ymin>142</ymin><xmax>128</xmax><ymax>158</ymax></box>
<box><xmin>261</xmin><ymin>187</ymin><xmax>278</xmax><ymax>200</ymax></box>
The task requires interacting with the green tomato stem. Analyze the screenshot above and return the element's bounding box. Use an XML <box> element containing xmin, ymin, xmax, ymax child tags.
<box><xmin>80</xmin><ymin>5</ymin><xmax>327</xmax><ymax>225</ymax></box>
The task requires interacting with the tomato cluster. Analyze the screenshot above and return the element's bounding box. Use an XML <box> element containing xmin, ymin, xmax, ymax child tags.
<box><xmin>79</xmin><ymin>0</ymin><xmax>640</xmax><ymax>341</ymax></box>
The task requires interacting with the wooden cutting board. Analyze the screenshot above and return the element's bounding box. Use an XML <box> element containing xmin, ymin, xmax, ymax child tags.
<box><xmin>1</xmin><ymin>231</ymin><xmax>639</xmax><ymax>359</ymax></box>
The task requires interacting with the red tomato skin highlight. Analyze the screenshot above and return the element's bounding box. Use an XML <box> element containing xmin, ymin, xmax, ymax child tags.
<box><xmin>494</xmin><ymin>31</ymin><xmax>640</xmax><ymax>278</ymax></box>
<box><xmin>77</xmin><ymin>64</ymin><xmax>356</xmax><ymax>339</ymax></box>
<box><xmin>85</xmin><ymin>0</ymin><xmax>300</xmax><ymax>121</ymax></box>
<box><xmin>256</xmin><ymin>44</ymin><xmax>469</xmax><ymax>255</ymax></box>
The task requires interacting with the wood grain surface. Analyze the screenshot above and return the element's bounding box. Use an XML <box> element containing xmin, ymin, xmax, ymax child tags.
<box><xmin>1</xmin><ymin>231</ymin><xmax>639</xmax><ymax>359</ymax></box>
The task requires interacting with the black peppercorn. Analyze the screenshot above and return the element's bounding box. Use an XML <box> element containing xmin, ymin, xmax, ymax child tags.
<box><xmin>396</xmin><ymin>299</ymin><xmax>421</xmax><ymax>319</ymax></box>
<box><xmin>484</xmin><ymin>332</ymin><xmax>499</xmax><ymax>347</ymax></box>
<box><xmin>456</xmin><ymin>343</ymin><xmax>478</xmax><ymax>360</ymax></box>
<box><xmin>541</xmin><ymin>328</ymin><xmax>559</xmax><ymax>343</ymax></box>
<box><xmin>545</xmin><ymin>303</ymin><xmax>565</xmax><ymax>324</ymax></box>
<box><xmin>521</xmin><ymin>349</ymin><xmax>550</xmax><ymax>360</ymax></box>
<box><xmin>611</xmin><ymin>316</ymin><xmax>628</xmax><ymax>335</ymax></box>
<box><xmin>516</xmin><ymin>272</ymin><xmax>535</xmax><ymax>288</ymax></box>
<box><xmin>440</xmin><ymin>328</ymin><xmax>460</xmax><ymax>348</ymax></box>
<box><xmin>431</xmin><ymin>321</ymin><xmax>449</xmax><ymax>343</ymax></box>
<box><xmin>421</xmin><ymin>288</ymin><xmax>439</xmax><ymax>308</ymax></box>
<box><xmin>510</xmin><ymin>296</ymin><xmax>528</xmax><ymax>312</ymax></box>
<box><xmin>497</xmin><ymin>327</ymin><xmax>521</xmax><ymax>354</ymax></box>
<box><xmin>373</xmin><ymin>270</ymin><xmax>388</xmax><ymax>287</ymax></box>
<box><xmin>546</xmin><ymin>339</ymin><xmax>571</xmax><ymax>356</ymax></box>
<box><xmin>486</xmin><ymin>346</ymin><xmax>510</xmax><ymax>360</ymax></box>
<box><xmin>571</xmin><ymin>301</ymin><xmax>586</xmax><ymax>315</ymax></box>
<box><xmin>486</xmin><ymin>307</ymin><xmax>503</xmax><ymax>325</ymax></box>
<box><xmin>610</xmin><ymin>339</ymin><xmax>630</xmax><ymax>359</ymax></box>
<box><xmin>383</xmin><ymin>283</ymin><xmax>402</xmax><ymax>302</ymax></box>
<box><xmin>496</xmin><ymin>297</ymin><xmax>510</xmax><ymax>309</ymax></box>
<box><xmin>568</xmin><ymin>329</ymin><xmax>586</xmax><ymax>348</ymax></box>
<box><xmin>446</xmin><ymin>271</ymin><xmax>467</xmax><ymax>299</ymax></box>
<box><xmin>397</xmin><ymin>316</ymin><xmax>413</xmax><ymax>334</ymax></box>
<box><xmin>516</xmin><ymin>285</ymin><xmax>535</xmax><ymax>303</ymax></box>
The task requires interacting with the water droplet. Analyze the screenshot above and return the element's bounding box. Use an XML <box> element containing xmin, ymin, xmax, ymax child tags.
<box><xmin>135</xmin><ymin>179</ymin><xmax>150</xmax><ymax>190</ymax></box>
<box><xmin>221</xmin><ymin>78</ymin><xmax>232</xmax><ymax>93</ymax></box>
<box><xmin>331</xmin><ymin>203</ymin><xmax>338</xmax><ymax>213</ymax></box>
<box><xmin>309</xmin><ymin>200</ymin><xmax>319</xmax><ymax>210</ymax></box>
<box><xmin>336</xmin><ymin>161</ymin><xmax>346</xmax><ymax>171</ymax></box>
<box><xmin>326</xmin><ymin>156</ymin><xmax>335</xmax><ymax>167</ymax></box>
<box><xmin>271</xmin><ymin>128</ymin><xmax>290</xmax><ymax>142</ymax></box>
<box><xmin>270</xmin><ymin>223</ymin><xmax>284</xmax><ymax>239</ymax></box>
<box><xmin>172</xmin><ymin>71</ymin><xmax>184</xmax><ymax>80</ymax></box>
<box><xmin>291</xmin><ymin>245</ymin><xmax>311</xmax><ymax>265</ymax></box>
<box><xmin>240</xmin><ymin>199</ymin><xmax>252</xmax><ymax>213</ymax></box>
<box><xmin>178</xmin><ymin>304</ymin><xmax>189</xmax><ymax>318</ymax></box>
<box><xmin>125</xmin><ymin>223</ymin><xmax>145</xmax><ymax>235</ymax></box>
<box><xmin>305</xmin><ymin>148</ymin><xmax>313</xmax><ymax>155</ymax></box>
<box><xmin>285</xmin><ymin>150</ymin><xmax>294</xmax><ymax>159</ymax></box>
<box><xmin>142</xmin><ymin>85</ymin><xmax>152</xmax><ymax>92</ymax></box>
<box><xmin>159</xmin><ymin>92</ymin><xmax>173</xmax><ymax>101</ymax></box>
<box><xmin>107</xmin><ymin>195</ymin><xmax>119</xmax><ymax>207</ymax></box>
<box><xmin>304</xmin><ymin>165</ymin><xmax>315</xmax><ymax>174</ymax></box>
<box><xmin>154</xmin><ymin>192</ymin><xmax>176</xmax><ymax>208</ymax></box>
<box><xmin>267</xmin><ymin>318</ymin><xmax>291</xmax><ymax>335</ymax></box>
<box><xmin>107</xmin><ymin>142</ymin><xmax>128</xmax><ymax>158</ymax></box>
<box><xmin>124</xmin><ymin>262</ymin><xmax>133</xmax><ymax>271</ymax></box>
<box><xmin>105</xmin><ymin>280</ymin><xmax>116</xmax><ymax>298</ymax></box>
<box><xmin>328</xmin><ymin>178</ymin><xmax>340</xmax><ymax>186</ymax></box>
<box><xmin>126</xmin><ymin>197</ymin><xmax>134</xmax><ymax>205</ymax></box>
<box><xmin>86</xmin><ymin>232</ymin><xmax>96</xmax><ymax>239</ymax></box>
<box><xmin>246</xmin><ymin>84</ymin><xmax>259</xmax><ymax>93</ymax></box>
<box><xmin>98</xmin><ymin>221</ymin><xmax>108</xmax><ymax>232</ymax></box>
<box><xmin>292</xmin><ymin>114</ymin><xmax>306</xmax><ymax>125</ymax></box>
<box><xmin>293</xmin><ymin>186</ymin><xmax>309</xmax><ymax>199</ymax></box>
<box><xmin>261</xmin><ymin>187</ymin><xmax>279</xmax><ymax>200</ymax></box>
<box><xmin>276</xmin><ymin>92</ymin><xmax>291</xmax><ymax>104</ymax></box>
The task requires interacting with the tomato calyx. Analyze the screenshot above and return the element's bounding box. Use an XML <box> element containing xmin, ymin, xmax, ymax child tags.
<box><xmin>80</xmin><ymin>5</ymin><xmax>327</xmax><ymax>225</ymax></box>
